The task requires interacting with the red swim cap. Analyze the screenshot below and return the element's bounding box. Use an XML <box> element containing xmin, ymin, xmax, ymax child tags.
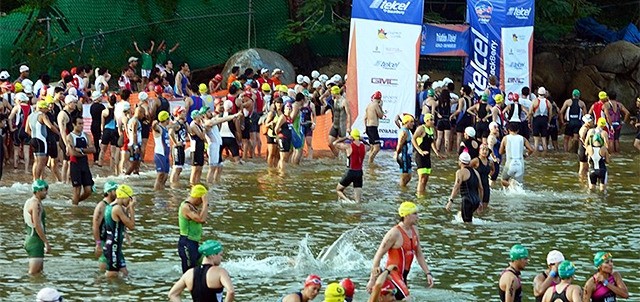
<box><xmin>61</xmin><ymin>70</ymin><xmax>70</xmax><ymax>79</ymax></box>
<box><xmin>371</xmin><ymin>91</ymin><xmax>382</xmax><ymax>100</ymax></box>
<box><xmin>214</xmin><ymin>74</ymin><xmax>222</xmax><ymax>82</ymax></box>
<box><xmin>304</xmin><ymin>274</ymin><xmax>322</xmax><ymax>287</ymax></box>
<box><xmin>340</xmin><ymin>278</ymin><xmax>355</xmax><ymax>297</ymax></box>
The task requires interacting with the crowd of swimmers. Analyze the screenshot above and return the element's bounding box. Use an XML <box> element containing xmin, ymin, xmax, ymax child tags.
<box><xmin>3</xmin><ymin>60</ymin><xmax>637</xmax><ymax>302</ymax></box>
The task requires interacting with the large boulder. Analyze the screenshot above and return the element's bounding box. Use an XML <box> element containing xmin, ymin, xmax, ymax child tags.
<box><xmin>568</xmin><ymin>65</ymin><xmax>611</xmax><ymax>103</ymax></box>
<box><xmin>632</xmin><ymin>64</ymin><xmax>640</xmax><ymax>85</ymax></box>
<box><xmin>585</xmin><ymin>41</ymin><xmax>640</xmax><ymax>74</ymax></box>
<box><xmin>608</xmin><ymin>76</ymin><xmax>639</xmax><ymax>109</ymax></box>
<box><xmin>533</xmin><ymin>52</ymin><xmax>566</xmax><ymax>99</ymax></box>
<box><xmin>221</xmin><ymin>48</ymin><xmax>295</xmax><ymax>88</ymax></box>
<box><xmin>318</xmin><ymin>59</ymin><xmax>347</xmax><ymax>79</ymax></box>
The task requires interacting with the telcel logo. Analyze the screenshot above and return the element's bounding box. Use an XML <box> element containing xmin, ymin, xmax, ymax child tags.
<box><xmin>371</xmin><ymin>78</ymin><xmax>398</xmax><ymax>86</ymax></box>
<box><xmin>375</xmin><ymin>61</ymin><xmax>400</xmax><ymax>70</ymax></box>
<box><xmin>370</xmin><ymin>0</ymin><xmax>411</xmax><ymax>15</ymax></box>
<box><xmin>507</xmin><ymin>7</ymin><xmax>532</xmax><ymax>20</ymax></box>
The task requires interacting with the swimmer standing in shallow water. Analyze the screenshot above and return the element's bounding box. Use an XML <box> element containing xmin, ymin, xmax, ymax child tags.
<box><xmin>333</xmin><ymin>129</ymin><xmax>369</xmax><ymax>203</ymax></box>
<box><xmin>499</xmin><ymin>122</ymin><xmax>534</xmax><ymax>188</ymax></box>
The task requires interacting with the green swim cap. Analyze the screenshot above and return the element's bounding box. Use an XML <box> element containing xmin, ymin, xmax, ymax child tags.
<box><xmin>481</xmin><ymin>94</ymin><xmax>489</xmax><ymax>101</ymax></box>
<box><xmin>103</xmin><ymin>181</ymin><xmax>118</xmax><ymax>195</ymax></box>
<box><xmin>190</xmin><ymin>110</ymin><xmax>200</xmax><ymax>119</ymax></box>
<box><xmin>558</xmin><ymin>260</ymin><xmax>576</xmax><ymax>279</ymax></box>
<box><xmin>509</xmin><ymin>244</ymin><xmax>529</xmax><ymax>261</ymax></box>
<box><xmin>593</xmin><ymin>251</ymin><xmax>612</xmax><ymax>268</ymax></box>
<box><xmin>427</xmin><ymin>89</ymin><xmax>435</xmax><ymax>97</ymax></box>
<box><xmin>572</xmin><ymin>89</ymin><xmax>580</xmax><ymax>97</ymax></box>
<box><xmin>32</xmin><ymin>179</ymin><xmax>49</xmax><ymax>193</ymax></box>
<box><xmin>199</xmin><ymin>240</ymin><xmax>223</xmax><ymax>257</ymax></box>
<box><xmin>198</xmin><ymin>106</ymin><xmax>210</xmax><ymax>115</ymax></box>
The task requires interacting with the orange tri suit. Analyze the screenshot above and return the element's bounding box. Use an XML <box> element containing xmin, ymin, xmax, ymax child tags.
<box><xmin>386</xmin><ymin>224</ymin><xmax>418</xmax><ymax>300</ymax></box>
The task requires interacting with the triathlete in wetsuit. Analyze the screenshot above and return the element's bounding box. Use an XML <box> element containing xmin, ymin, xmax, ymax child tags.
<box><xmin>89</xmin><ymin>91</ymin><xmax>105</xmax><ymax>163</ymax></box>
<box><xmin>177</xmin><ymin>185</ymin><xmax>208</xmax><ymax>273</ymax></box>
<box><xmin>68</xmin><ymin>116</ymin><xmax>95</xmax><ymax>205</ymax></box>
<box><xmin>474</xmin><ymin>144</ymin><xmax>493</xmax><ymax>208</ymax></box>
<box><xmin>498</xmin><ymin>244</ymin><xmax>529</xmax><ymax>302</ymax></box>
<box><xmin>333</xmin><ymin>129</ymin><xmax>368</xmax><ymax>202</ymax></box>
<box><xmin>23</xmin><ymin>179</ymin><xmax>50</xmax><ymax>275</ymax></box>
<box><xmin>533</xmin><ymin>250</ymin><xmax>564</xmax><ymax>302</ymax></box>
<box><xmin>104</xmin><ymin>185</ymin><xmax>136</xmax><ymax>278</ymax></box>
<box><xmin>560</xmin><ymin>89</ymin><xmax>586</xmax><ymax>152</ymax></box>
<box><xmin>540</xmin><ymin>261</ymin><xmax>581</xmax><ymax>302</ymax></box>
<box><xmin>278</xmin><ymin>275</ymin><xmax>322</xmax><ymax>302</ymax></box>
<box><xmin>447</xmin><ymin>152</ymin><xmax>482</xmax><ymax>222</ymax></box>
<box><xmin>367</xmin><ymin>202</ymin><xmax>434</xmax><ymax>301</ymax></box>
<box><xmin>395</xmin><ymin>115</ymin><xmax>414</xmax><ymax>187</ymax></box>
<box><xmin>99</xmin><ymin>95</ymin><xmax>119</xmax><ymax>172</ymax></box>
<box><xmin>582</xmin><ymin>251</ymin><xmax>629</xmax><ymax>302</ymax></box>
<box><xmin>168</xmin><ymin>240</ymin><xmax>236</xmax><ymax>302</ymax></box>
<box><xmin>93</xmin><ymin>181</ymin><xmax>118</xmax><ymax>271</ymax></box>
<box><xmin>412</xmin><ymin>114</ymin><xmax>442</xmax><ymax>196</ymax></box>
<box><xmin>169</xmin><ymin>106</ymin><xmax>188</xmax><ymax>185</ymax></box>
<box><xmin>467</xmin><ymin>94</ymin><xmax>492</xmax><ymax>143</ymax></box>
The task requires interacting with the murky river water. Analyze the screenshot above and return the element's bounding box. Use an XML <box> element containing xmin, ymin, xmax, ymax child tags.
<box><xmin>0</xmin><ymin>140</ymin><xmax>638</xmax><ymax>301</ymax></box>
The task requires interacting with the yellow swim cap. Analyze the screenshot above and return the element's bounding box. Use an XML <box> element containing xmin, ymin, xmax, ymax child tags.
<box><xmin>324</xmin><ymin>283</ymin><xmax>345</xmax><ymax>302</ymax></box>
<box><xmin>424</xmin><ymin>113</ymin><xmax>434</xmax><ymax>121</ymax></box>
<box><xmin>597</xmin><ymin>117</ymin><xmax>607</xmax><ymax>127</ymax></box>
<box><xmin>330</xmin><ymin>86</ymin><xmax>341</xmax><ymax>95</ymax></box>
<box><xmin>398</xmin><ymin>201</ymin><xmax>418</xmax><ymax>217</ymax></box>
<box><xmin>199</xmin><ymin>83</ymin><xmax>208</xmax><ymax>93</ymax></box>
<box><xmin>598</xmin><ymin>91</ymin><xmax>607</xmax><ymax>100</ymax></box>
<box><xmin>14</xmin><ymin>82</ymin><xmax>23</xmax><ymax>93</ymax></box>
<box><xmin>37</xmin><ymin>100</ymin><xmax>49</xmax><ymax>109</ymax></box>
<box><xmin>158</xmin><ymin>110</ymin><xmax>170</xmax><ymax>122</ymax></box>
<box><xmin>116</xmin><ymin>185</ymin><xmax>134</xmax><ymax>199</ymax></box>
<box><xmin>190</xmin><ymin>184</ymin><xmax>208</xmax><ymax>198</ymax></box>
<box><xmin>44</xmin><ymin>95</ymin><xmax>55</xmax><ymax>105</ymax></box>
<box><xmin>401</xmin><ymin>114</ymin><xmax>414</xmax><ymax>125</ymax></box>
<box><xmin>278</xmin><ymin>85</ymin><xmax>288</xmax><ymax>93</ymax></box>
<box><xmin>261</xmin><ymin>83</ymin><xmax>271</xmax><ymax>91</ymax></box>
<box><xmin>350</xmin><ymin>128</ymin><xmax>360</xmax><ymax>138</ymax></box>
<box><xmin>495</xmin><ymin>94</ymin><xmax>504</xmax><ymax>103</ymax></box>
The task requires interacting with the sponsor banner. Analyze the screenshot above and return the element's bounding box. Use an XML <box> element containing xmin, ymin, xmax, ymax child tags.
<box><xmin>464</xmin><ymin>0</ymin><xmax>506</xmax><ymax>96</ymax></box>
<box><xmin>501</xmin><ymin>26</ymin><xmax>533</xmax><ymax>94</ymax></box>
<box><xmin>348</xmin><ymin>18</ymin><xmax>421</xmax><ymax>148</ymax></box>
<box><xmin>421</xmin><ymin>23</ymin><xmax>470</xmax><ymax>56</ymax></box>
<box><xmin>352</xmin><ymin>0</ymin><xmax>425</xmax><ymax>25</ymax></box>
<box><xmin>505</xmin><ymin>0</ymin><xmax>535</xmax><ymax>27</ymax></box>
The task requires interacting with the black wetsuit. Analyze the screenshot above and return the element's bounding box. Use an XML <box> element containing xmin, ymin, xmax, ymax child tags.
<box><xmin>191</xmin><ymin>264</ymin><xmax>224</xmax><ymax>302</ymax></box>
<box><xmin>477</xmin><ymin>158</ymin><xmax>491</xmax><ymax>204</ymax></box>
<box><xmin>460</xmin><ymin>167</ymin><xmax>480</xmax><ymax>222</ymax></box>
<box><xmin>499</xmin><ymin>268</ymin><xmax>523</xmax><ymax>302</ymax></box>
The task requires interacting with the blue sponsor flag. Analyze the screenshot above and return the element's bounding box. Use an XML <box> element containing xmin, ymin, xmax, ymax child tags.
<box><xmin>464</xmin><ymin>0</ymin><xmax>506</xmax><ymax>96</ymax></box>
<box><xmin>352</xmin><ymin>0</ymin><xmax>425</xmax><ymax>25</ymax></box>
<box><xmin>421</xmin><ymin>24</ymin><xmax>470</xmax><ymax>56</ymax></box>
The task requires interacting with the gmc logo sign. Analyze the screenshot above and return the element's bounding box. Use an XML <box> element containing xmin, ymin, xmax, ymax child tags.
<box><xmin>371</xmin><ymin>78</ymin><xmax>398</xmax><ymax>86</ymax></box>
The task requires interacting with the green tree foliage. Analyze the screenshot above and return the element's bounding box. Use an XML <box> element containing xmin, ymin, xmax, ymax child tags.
<box><xmin>535</xmin><ymin>0</ymin><xmax>600</xmax><ymax>41</ymax></box>
<box><xmin>279</xmin><ymin>0</ymin><xmax>350</xmax><ymax>44</ymax></box>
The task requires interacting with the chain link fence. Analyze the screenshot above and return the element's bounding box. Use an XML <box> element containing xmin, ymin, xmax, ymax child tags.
<box><xmin>1</xmin><ymin>0</ymin><xmax>346</xmax><ymax>79</ymax></box>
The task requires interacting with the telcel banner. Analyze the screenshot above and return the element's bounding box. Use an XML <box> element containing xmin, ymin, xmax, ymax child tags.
<box><xmin>464</xmin><ymin>0</ymin><xmax>534</xmax><ymax>95</ymax></box>
<box><xmin>421</xmin><ymin>24</ymin><xmax>470</xmax><ymax>56</ymax></box>
<box><xmin>347</xmin><ymin>0</ymin><xmax>424</xmax><ymax>149</ymax></box>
